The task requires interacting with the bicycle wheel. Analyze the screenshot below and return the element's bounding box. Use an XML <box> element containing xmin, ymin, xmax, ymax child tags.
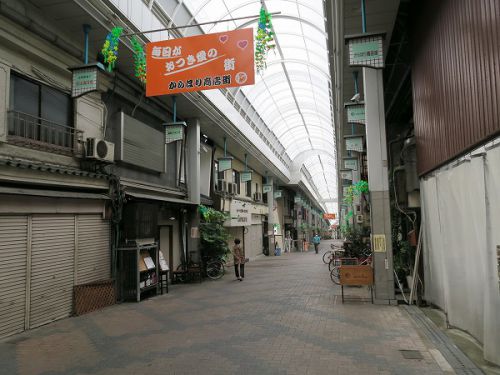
<box><xmin>330</xmin><ymin>266</ymin><xmax>340</xmax><ymax>285</ymax></box>
<box><xmin>322</xmin><ymin>250</ymin><xmax>333</xmax><ymax>264</ymax></box>
<box><xmin>206</xmin><ymin>261</ymin><xmax>224</xmax><ymax>280</ymax></box>
<box><xmin>328</xmin><ymin>257</ymin><xmax>340</xmax><ymax>272</ymax></box>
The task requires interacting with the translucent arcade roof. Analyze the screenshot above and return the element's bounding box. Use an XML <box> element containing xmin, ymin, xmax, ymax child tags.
<box><xmin>182</xmin><ymin>0</ymin><xmax>337</xmax><ymax>212</ymax></box>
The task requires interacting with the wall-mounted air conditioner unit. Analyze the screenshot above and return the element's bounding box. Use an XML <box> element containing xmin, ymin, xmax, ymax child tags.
<box><xmin>216</xmin><ymin>180</ymin><xmax>227</xmax><ymax>193</ymax></box>
<box><xmin>227</xmin><ymin>183</ymin><xmax>237</xmax><ymax>196</ymax></box>
<box><xmin>85</xmin><ymin>138</ymin><xmax>114</xmax><ymax>162</ymax></box>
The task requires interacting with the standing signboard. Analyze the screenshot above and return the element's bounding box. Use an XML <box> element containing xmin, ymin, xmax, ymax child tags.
<box><xmin>146</xmin><ymin>29</ymin><xmax>255</xmax><ymax>96</ymax></box>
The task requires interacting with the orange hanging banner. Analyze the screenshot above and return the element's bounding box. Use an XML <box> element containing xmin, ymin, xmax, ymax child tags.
<box><xmin>323</xmin><ymin>213</ymin><xmax>336</xmax><ymax>220</ymax></box>
<box><xmin>146</xmin><ymin>28</ymin><xmax>255</xmax><ymax>97</ymax></box>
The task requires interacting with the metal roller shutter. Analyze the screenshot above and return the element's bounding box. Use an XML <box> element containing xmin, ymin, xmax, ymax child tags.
<box><xmin>76</xmin><ymin>215</ymin><xmax>111</xmax><ymax>284</ymax></box>
<box><xmin>30</xmin><ymin>215</ymin><xmax>75</xmax><ymax>329</ymax></box>
<box><xmin>0</xmin><ymin>216</ymin><xmax>28</xmax><ymax>338</ymax></box>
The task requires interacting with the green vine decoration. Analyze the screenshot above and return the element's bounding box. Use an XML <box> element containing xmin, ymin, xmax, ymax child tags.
<box><xmin>255</xmin><ymin>7</ymin><xmax>276</xmax><ymax>73</ymax></box>
<box><xmin>198</xmin><ymin>205</ymin><xmax>230</xmax><ymax>257</ymax></box>
<box><xmin>342</xmin><ymin>180</ymin><xmax>369</xmax><ymax>206</ymax></box>
<box><xmin>131</xmin><ymin>36</ymin><xmax>147</xmax><ymax>84</ymax></box>
<box><xmin>101</xmin><ymin>27</ymin><xmax>123</xmax><ymax>72</ymax></box>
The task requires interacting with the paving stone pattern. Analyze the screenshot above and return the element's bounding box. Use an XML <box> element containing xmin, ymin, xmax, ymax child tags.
<box><xmin>0</xmin><ymin>241</ymin><xmax>448</xmax><ymax>375</ymax></box>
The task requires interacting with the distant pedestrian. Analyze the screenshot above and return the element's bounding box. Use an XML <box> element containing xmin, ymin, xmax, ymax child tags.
<box><xmin>312</xmin><ymin>233</ymin><xmax>321</xmax><ymax>254</ymax></box>
<box><xmin>232</xmin><ymin>238</ymin><xmax>245</xmax><ymax>281</ymax></box>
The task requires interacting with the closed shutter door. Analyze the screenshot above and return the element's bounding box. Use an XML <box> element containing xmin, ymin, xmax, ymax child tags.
<box><xmin>76</xmin><ymin>215</ymin><xmax>110</xmax><ymax>284</ymax></box>
<box><xmin>250</xmin><ymin>224</ymin><xmax>263</xmax><ymax>257</ymax></box>
<box><xmin>30</xmin><ymin>215</ymin><xmax>75</xmax><ymax>329</ymax></box>
<box><xmin>0</xmin><ymin>216</ymin><xmax>28</xmax><ymax>338</ymax></box>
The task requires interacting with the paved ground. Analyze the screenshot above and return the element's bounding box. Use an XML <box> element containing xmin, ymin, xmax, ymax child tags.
<box><xmin>0</xmin><ymin>240</ymin><xmax>451</xmax><ymax>375</ymax></box>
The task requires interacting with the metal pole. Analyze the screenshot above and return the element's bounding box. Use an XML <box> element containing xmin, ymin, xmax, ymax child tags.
<box><xmin>121</xmin><ymin>12</ymin><xmax>281</xmax><ymax>37</ymax></box>
<box><xmin>172</xmin><ymin>96</ymin><xmax>177</xmax><ymax>122</ymax></box>
<box><xmin>83</xmin><ymin>24</ymin><xmax>91</xmax><ymax>64</ymax></box>
<box><xmin>361</xmin><ymin>0</ymin><xmax>367</xmax><ymax>33</ymax></box>
<box><xmin>244</xmin><ymin>153</ymin><xmax>248</xmax><ymax>170</ymax></box>
<box><xmin>224</xmin><ymin>137</ymin><xmax>227</xmax><ymax>157</ymax></box>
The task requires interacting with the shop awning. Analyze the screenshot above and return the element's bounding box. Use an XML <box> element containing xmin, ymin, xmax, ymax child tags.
<box><xmin>126</xmin><ymin>189</ymin><xmax>195</xmax><ymax>205</ymax></box>
<box><xmin>0</xmin><ymin>186</ymin><xmax>109</xmax><ymax>200</ymax></box>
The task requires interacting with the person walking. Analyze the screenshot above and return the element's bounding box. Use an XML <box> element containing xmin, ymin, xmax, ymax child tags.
<box><xmin>312</xmin><ymin>233</ymin><xmax>321</xmax><ymax>254</ymax></box>
<box><xmin>232</xmin><ymin>238</ymin><xmax>245</xmax><ymax>281</ymax></box>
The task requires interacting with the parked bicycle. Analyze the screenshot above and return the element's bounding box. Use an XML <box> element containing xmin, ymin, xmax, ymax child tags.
<box><xmin>202</xmin><ymin>254</ymin><xmax>228</xmax><ymax>280</ymax></box>
<box><xmin>174</xmin><ymin>251</ymin><xmax>202</xmax><ymax>283</ymax></box>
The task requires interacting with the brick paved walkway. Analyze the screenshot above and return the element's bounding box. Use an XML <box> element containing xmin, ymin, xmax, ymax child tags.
<box><xmin>0</xmin><ymin>241</ymin><xmax>449</xmax><ymax>375</ymax></box>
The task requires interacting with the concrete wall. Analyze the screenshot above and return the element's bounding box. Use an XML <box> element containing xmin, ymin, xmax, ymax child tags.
<box><xmin>421</xmin><ymin>144</ymin><xmax>500</xmax><ymax>365</ymax></box>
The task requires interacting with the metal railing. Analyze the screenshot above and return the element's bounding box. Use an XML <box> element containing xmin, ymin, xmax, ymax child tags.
<box><xmin>7</xmin><ymin>110</ymin><xmax>83</xmax><ymax>155</ymax></box>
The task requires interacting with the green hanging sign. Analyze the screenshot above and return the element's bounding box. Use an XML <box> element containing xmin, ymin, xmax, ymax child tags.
<box><xmin>347</xmin><ymin>104</ymin><xmax>365</xmax><ymax>124</ymax></box>
<box><xmin>344</xmin><ymin>158</ymin><xmax>358</xmax><ymax>171</ymax></box>
<box><xmin>218</xmin><ymin>157</ymin><xmax>233</xmax><ymax>172</ymax></box>
<box><xmin>164</xmin><ymin>121</ymin><xmax>186</xmax><ymax>143</ymax></box>
<box><xmin>263</xmin><ymin>184</ymin><xmax>272</xmax><ymax>194</ymax></box>
<box><xmin>241</xmin><ymin>171</ymin><xmax>253</xmax><ymax>183</ymax></box>
<box><xmin>273</xmin><ymin>190</ymin><xmax>282</xmax><ymax>199</ymax></box>
<box><xmin>346</xmin><ymin>32</ymin><xmax>385</xmax><ymax>69</ymax></box>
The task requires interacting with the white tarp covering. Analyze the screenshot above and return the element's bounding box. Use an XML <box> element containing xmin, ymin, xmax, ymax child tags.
<box><xmin>421</xmin><ymin>149</ymin><xmax>500</xmax><ymax>365</ymax></box>
<box><xmin>483</xmin><ymin>146</ymin><xmax>500</xmax><ymax>362</ymax></box>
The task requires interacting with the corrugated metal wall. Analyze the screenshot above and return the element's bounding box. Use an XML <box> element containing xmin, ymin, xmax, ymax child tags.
<box><xmin>412</xmin><ymin>0</ymin><xmax>500</xmax><ymax>175</ymax></box>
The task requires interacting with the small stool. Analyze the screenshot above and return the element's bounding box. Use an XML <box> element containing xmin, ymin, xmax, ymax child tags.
<box><xmin>159</xmin><ymin>270</ymin><xmax>169</xmax><ymax>294</ymax></box>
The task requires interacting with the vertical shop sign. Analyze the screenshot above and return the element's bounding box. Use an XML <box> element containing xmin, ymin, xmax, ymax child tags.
<box><xmin>146</xmin><ymin>29</ymin><xmax>255</xmax><ymax>96</ymax></box>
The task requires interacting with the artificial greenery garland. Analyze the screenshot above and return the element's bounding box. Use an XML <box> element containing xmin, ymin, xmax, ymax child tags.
<box><xmin>255</xmin><ymin>7</ymin><xmax>276</xmax><ymax>73</ymax></box>
<box><xmin>101</xmin><ymin>27</ymin><xmax>123</xmax><ymax>72</ymax></box>
<box><xmin>131</xmin><ymin>36</ymin><xmax>147</xmax><ymax>84</ymax></box>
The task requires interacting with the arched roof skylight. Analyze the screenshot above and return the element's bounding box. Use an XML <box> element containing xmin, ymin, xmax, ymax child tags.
<box><xmin>183</xmin><ymin>0</ymin><xmax>337</xmax><ymax>212</ymax></box>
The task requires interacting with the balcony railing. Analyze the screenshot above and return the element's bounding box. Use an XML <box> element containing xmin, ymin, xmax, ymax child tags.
<box><xmin>7</xmin><ymin>110</ymin><xmax>83</xmax><ymax>155</ymax></box>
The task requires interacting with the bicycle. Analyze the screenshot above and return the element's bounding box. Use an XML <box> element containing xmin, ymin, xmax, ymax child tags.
<box><xmin>174</xmin><ymin>251</ymin><xmax>202</xmax><ymax>283</ymax></box>
<box><xmin>322</xmin><ymin>243</ymin><xmax>345</xmax><ymax>264</ymax></box>
<box><xmin>203</xmin><ymin>254</ymin><xmax>227</xmax><ymax>280</ymax></box>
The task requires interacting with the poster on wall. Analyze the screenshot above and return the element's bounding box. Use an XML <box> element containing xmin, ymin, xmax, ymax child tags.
<box><xmin>146</xmin><ymin>29</ymin><xmax>255</xmax><ymax>96</ymax></box>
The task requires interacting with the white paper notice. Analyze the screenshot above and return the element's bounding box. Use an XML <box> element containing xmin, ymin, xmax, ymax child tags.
<box><xmin>159</xmin><ymin>251</ymin><xmax>169</xmax><ymax>271</ymax></box>
<box><xmin>143</xmin><ymin>256</ymin><xmax>156</xmax><ymax>270</ymax></box>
